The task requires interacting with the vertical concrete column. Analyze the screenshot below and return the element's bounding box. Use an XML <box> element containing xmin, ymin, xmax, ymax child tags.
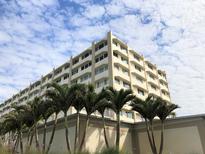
<box><xmin>91</xmin><ymin>42</ymin><xmax>96</xmax><ymax>84</ymax></box>
<box><xmin>68</xmin><ymin>56</ymin><xmax>75</xmax><ymax>114</ymax></box>
<box><xmin>68</xmin><ymin>56</ymin><xmax>73</xmax><ymax>85</ymax></box>
<box><xmin>127</xmin><ymin>47</ymin><xmax>134</xmax><ymax>90</ymax></box>
<box><xmin>156</xmin><ymin>67</ymin><xmax>162</xmax><ymax>97</ymax></box>
<box><xmin>143</xmin><ymin>60</ymin><xmax>149</xmax><ymax>97</ymax></box>
<box><xmin>107</xmin><ymin>31</ymin><xmax>114</xmax><ymax>87</ymax></box>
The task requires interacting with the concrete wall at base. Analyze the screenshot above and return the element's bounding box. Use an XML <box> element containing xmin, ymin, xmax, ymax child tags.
<box><xmin>25</xmin><ymin>114</ymin><xmax>205</xmax><ymax>154</ymax></box>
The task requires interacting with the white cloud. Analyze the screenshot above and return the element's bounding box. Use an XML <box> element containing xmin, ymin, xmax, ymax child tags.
<box><xmin>1</xmin><ymin>0</ymin><xmax>205</xmax><ymax>116</ymax></box>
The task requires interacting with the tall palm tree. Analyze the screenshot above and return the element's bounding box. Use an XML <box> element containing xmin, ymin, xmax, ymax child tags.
<box><xmin>45</xmin><ymin>99</ymin><xmax>61</xmax><ymax>154</ymax></box>
<box><xmin>95</xmin><ymin>94</ymin><xmax>113</xmax><ymax>148</ymax></box>
<box><xmin>68</xmin><ymin>83</ymin><xmax>87</xmax><ymax>153</ymax></box>
<box><xmin>104</xmin><ymin>87</ymin><xmax>135</xmax><ymax>150</ymax></box>
<box><xmin>131</xmin><ymin>95</ymin><xmax>160</xmax><ymax>154</ymax></box>
<box><xmin>156</xmin><ymin>98</ymin><xmax>179</xmax><ymax>154</ymax></box>
<box><xmin>46</xmin><ymin>82</ymin><xmax>72</xmax><ymax>153</ymax></box>
<box><xmin>79</xmin><ymin>84</ymin><xmax>105</xmax><ymax>151</ymax></box>
<box><xmin>38</xmin><ymin>99</ymin><xmax>55</xmax><ymax>153</ymax></box>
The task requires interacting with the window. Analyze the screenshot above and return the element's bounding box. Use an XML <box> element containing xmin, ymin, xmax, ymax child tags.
<box><xmin>73</xmin><ymin>58</ymin><xmax>79</xmax><ymax>65</ymax></box>
<box><xmin>113</xmin><ymin>40</ymin><xmax>118</xmax><ymax>46</ymax></box>
<box><xmin>160</xmin><ymin>81</ymin><xmax>164</xmax><ymax>85</ymax></box>
<box><xmin>95</xmin><ymin>53</ymin><xmax>108</xmax><ymax>63</ymax></box>
<box><xmin>133</xmin><ymin>54</ymin><xmax>140</xmax><ymax>61</ymax></box>
<box><xmin>148</xmin><ymin>64</ymin><xmax>153</xmax><ymax>70</ymax></box>
<box><xmin>122</xmin><ymin>68</ymin><xmax>129</xmax><ymax>76</ymax></box>
<box><xmin>81</xmin><ymin>62</ymin><xmax>92</xmax><ymax>70</ymax></box>
<box><xmin>95</xmin><ymin>65</ymin><xmax>108</xmax><ymax>75</ymax></box>
<box><xmin>138</xmin><ymin>89</ymin><xmax>144</xmax><ymax>96</ymax></box>
<box><xmin>135</xmin><ymin>65</ymin><xmax>141</xmax><ymax>72</ymax></box>
<box><xmin>95</xmin><ymin>41</ymin><xmax>107</xmax><ymax>51</ymax></box>
<box><xmin>56</xmin><ymin>78</ymin><xmax>61</xmax><ymax>83</ymax></box>
<box><xmin>96</xmin><ymin>79</ymin><xmax>108</xmax><ymax>88</ymax></box>
<box><xmin>72</xmin><ymin>68</ymin><xmax>78</xmax><ymax>75</ymax></box>
<box><xmin>80</xmin><ymin>73</ymin><xmax>91</xmax><ymax>82</ymax></box>
<box><xmin>64</xmin><ymin>74</ymin><xmax>69</xmax><ymax>80</ymax></box>
<box><xmin>120</xmin><ymin>46</ymin><xmax>127</xmax><ymax>53</ymax></box>
<box><xmin>149</xmin><ymin>74</ymin><xmax>155</xmax><ymax>80</ymax></box>
<box><xmin>48</xmin><ymin>74</ymin><xmax>52</xmax><ymax>80</ymax></box>
<box><xmin>114</xmin><ymin>65</ymin><xmax>120</xmax><ymax>70</ymax></box>
<box><xmin>55</xmin><ymin>69</ymin><xmax>62</xmax><ymax>75</ymax></box>
<box><xmin>121</xmin><ymin>57</ymin><xmax>128</xmax><ymax>64</ymax></box>
<box><xmin>64</xmin><ymin>64</ymin><xmax>70</xmax><ymax>69</ymax></box>
<box><xmin>115</xmin><ymin>78</ymin><xmax>120</xmax><ymax>85</ymax></box>
<box><xmin>136</xmin><ymin>76</ymin><xmax>143</xmax><ymax>83</ymax></box>
<box><xmin>82</xmin><ymin>51</ymin><xmax>91</xmax><ymax>60</ymax></box>
<box><xmin>113</xmin><ymin>51</ymin><xmax>118</xmax><ymax>57</ymax></box>
<box><xmin>151</xmin><ymin>84</ymin><xmax>157</xmax><ymax>90</ymax></box>
<box><xmin>123</xmin><ymin>82</ymin><xmax>130</xmax><ymax>89</ymax></box>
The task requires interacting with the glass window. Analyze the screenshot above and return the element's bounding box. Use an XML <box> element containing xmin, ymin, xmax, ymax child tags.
<box><xmin>138</xmin><ymin>89</ymin><xmax>144</xmax><ymax>96</ymax></box>
<box><xmin>115</xmin><ymin>78</ymin><xmax>120</xmax><ymax>84</ymax></box>
<box><xmin>95</xmin><ymin>53</ymin><xmax>108</xmax><ymax>63</ymax></box>
<box><xmin>95</xmin><ymin>65</ymin><xmax>108</xmax><ymax>75</ymax></box>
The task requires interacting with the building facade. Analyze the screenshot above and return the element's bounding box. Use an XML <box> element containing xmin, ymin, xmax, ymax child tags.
<box><xmin>0</xmin><ymin>32</ymin><xmax>171</xmax><ymax>122</ymax></box>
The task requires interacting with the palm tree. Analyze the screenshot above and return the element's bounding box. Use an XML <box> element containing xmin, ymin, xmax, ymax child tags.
<box><xmin>156</xmin><ymin>98</ymin><xmax>179</xmax><ymax>154</ymax></box>
<box><xmin>95</xmin><ymin>99</ymin><xmax>113</xmax><ymax>148</ymax></box>
<box><xmin>131</xmin><ymin>95</ymin><xmax>160</xmax><ymax>154</ymax></box>
<box><xmin>4</xmin><ymin>109</ymin><xmax>24</xmax><ymax>154</ymax></box>
<box><xmin>79</xmin><ymin>84</ymin><xmax>105</xmax><ymax>151</ymax></box>
<box><xmin>46</xmin><ymin>82</ymin><xmax>72</xmax><ymax>153</ymax></box>
<box><xmin>45</xmin><ymin>99</ymin><xmax>61</xmax><ymax>154</ymax></box>
<box><xmin>104</xmin><ymin>87</ymin><xmax>135</xmax><ymax>150</ymax></box>
<box><xmin>38</xmin><ymin>99</ymin><xmax>54</xmax><ymax>153</ymax></box>
<box><xmin>68</xmin><ymin>83</ymin><xmax>87</xmax><ymax>153</ymax></box>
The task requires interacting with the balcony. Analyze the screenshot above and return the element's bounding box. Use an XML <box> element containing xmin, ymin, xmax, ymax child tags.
<box><xmin>72</xmin><ymin>55</ymin><xmax>92</xmax><ymax>68</ymax></box>
<box><xmin>95</xmin><ymin>70</ymin><xmax>109</xmax><ymax>81</ymax></box>
<box><xmin>132</xmin><ymin>77</ymin><xmax>147</xmax><ymax>91</ymax></box>
<box><xmin>113</xmin><ymin>56</ymin><xmax>129</xmax><ymax>69</ymax></box>
<box><xmin>71</xmin><ymin>67</ymin><xmax>92</xmax><ymax>81</ymax></box>
<box><xmin>95</xmin><ymin>57</ymin><xmax>108</xmax><ymax>68</ymax></box>
<box><xmin>95</xmin><ymin>45</ymin><xmax>108</xmax><ymax>56</ymax></box>
<box><xmin>113</xmin><ymin>68</ymin><xmax>130</xmax><ymax>82</ymax></box>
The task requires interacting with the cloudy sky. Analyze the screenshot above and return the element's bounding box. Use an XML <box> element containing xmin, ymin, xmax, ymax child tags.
<box><xmin>0</xmin><ymin>0</ymin><xmax>205</xmax><ymax>116</ymax></box>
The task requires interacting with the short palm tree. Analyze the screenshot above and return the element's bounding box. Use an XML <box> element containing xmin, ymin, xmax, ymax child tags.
<box><xmin>104</xmin><ymin>87</ymin><xmax>135</xmax><ymax>150</ymax></box>
<box><xmin>46</xmin><ymin>82</ymin><xmax>72</xmax><ymax>153</ymax></box>
<box><xmin>156</xmin><ymin>98</ymin><xmax>179</xmax><ymax>154</ymax></box>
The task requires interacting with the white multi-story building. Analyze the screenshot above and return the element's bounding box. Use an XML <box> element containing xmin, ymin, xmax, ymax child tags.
<box><xmin>0</xmin><ymin>32</ymin><xmax>171</xmax><ymax>122</ymax></box>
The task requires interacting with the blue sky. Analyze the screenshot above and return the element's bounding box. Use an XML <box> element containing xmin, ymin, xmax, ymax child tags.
<box><xmin>0</xmin><ymin>0</ymin><xmax>205</xmax><ymax>116</ymax></box>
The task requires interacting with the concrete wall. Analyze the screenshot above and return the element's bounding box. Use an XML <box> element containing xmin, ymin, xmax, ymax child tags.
<box><xmin>24</xmin><ymin>114</ymin><xmax>205</xmax><ymax>154</ymax></box>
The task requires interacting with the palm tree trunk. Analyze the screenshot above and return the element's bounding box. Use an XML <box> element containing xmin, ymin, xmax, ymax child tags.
<box><xmin>64</xmin><ymin>112</ymin><xmax>71</xmax><ymax>154</ymax></box>
<box><xmin>26</xmin><ymin>129</ymin><xmax>31</xmax><ymax>146</ymax></box>
<box><xmin>34</xmin><ymin>123</ymin><xmax>40</xmax><ymax>151</ymax></box>
<box><xmin>79</xmin><ymin>115</ymin><xmax>90</xmax><ymax>152</ymax></box>
<box><xmin>13</xmin><ymin>134</ymin><xmax>19</xmax><ymax>154</ymax></box>
<box><xmin>42</xmin><ymin>119</ymin><xmax>47</xmax><ymax>153</ymax></box>
<box><xmin>145</xmin><ymin>119</ymin><xmax>155</xmax><ymax>153</ymax></box>
<box><xmin>19</xmin><ymin>130</ymin><xmax>23</xmax><ymax>154</ymax></box>
<box><xmin>116</xmin><ymin>113</ymin><xmax>120</xmax><ymax>151</ymax></box>
<box><xmin>159</xmin><ymin>122</ymin><xmax>165</xmax><ymax>154</ymax></box>
<box><xmin>29</xmin><ymin>130</ymin><xmax>34</xmax><ymax>148</ymax></box>
<box><xmin>46</xmin><ymin>113</ymin><xmax>58</xmax><ymax>154</ymax></box>
<box><xmin>102</xmin><ymin>115</ymin><xmax>109</xmax><ymax>148</ymax></box>
<box><xmin>74</xmin><ymin>111</ymin><xmax>80</xmax><ymax>153</ymax></box>
<box><xmin>150</xmin><ymin>120</ymin><xmax>157</xmax><ymax>154</ymax></box>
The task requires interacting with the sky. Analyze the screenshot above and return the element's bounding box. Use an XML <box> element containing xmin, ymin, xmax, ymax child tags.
<box><xmin>0</xmin><ymin>0</ymin><xmax>205</xmax><ymax>116</ymax></box>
